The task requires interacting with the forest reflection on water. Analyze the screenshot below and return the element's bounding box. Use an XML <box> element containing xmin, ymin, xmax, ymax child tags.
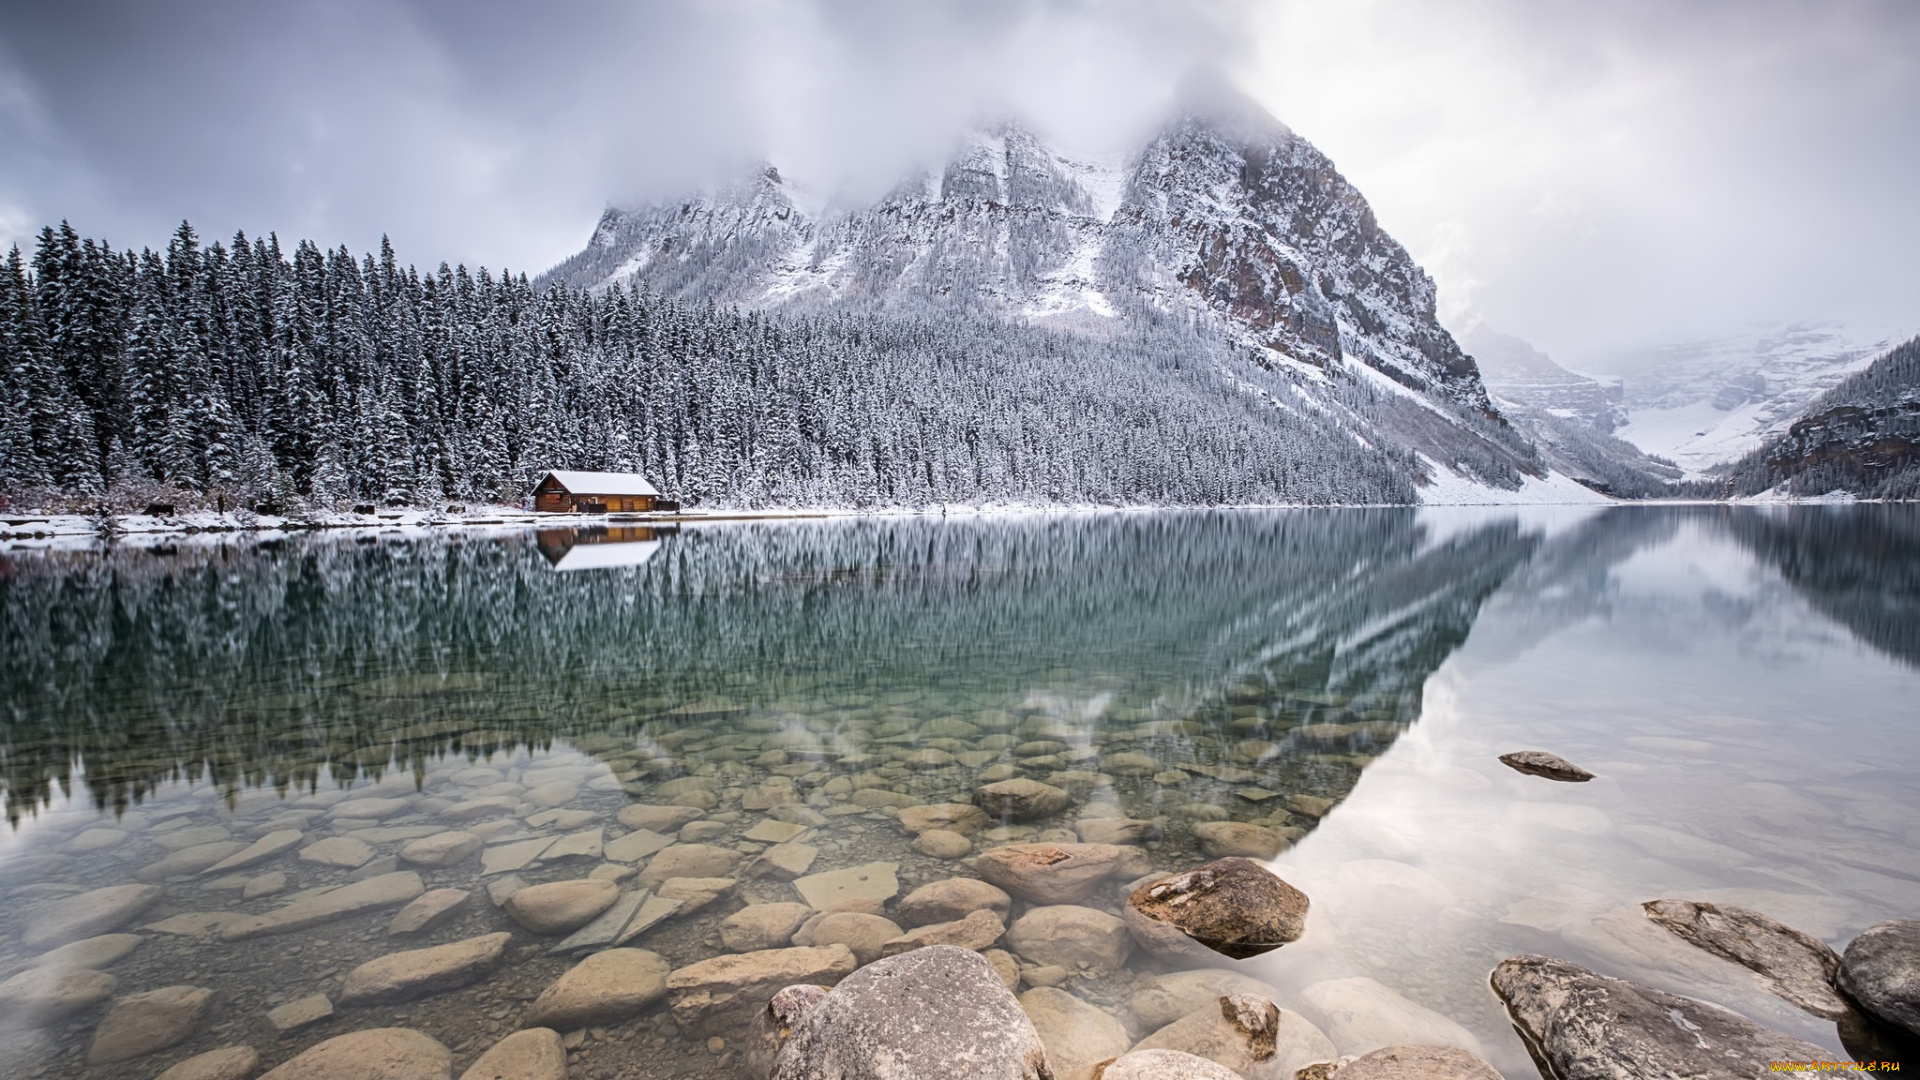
<box><xmin>0</xmin><ymin>505</ymin><xmax>1915</xmax><ymax>1079</ymax></box>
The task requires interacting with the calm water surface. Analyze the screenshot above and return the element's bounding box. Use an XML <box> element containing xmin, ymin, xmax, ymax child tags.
<box><xmin>0</xmin><ymin>506</ymin><xmax>1915</xmax><ymax>1078</ymax></box>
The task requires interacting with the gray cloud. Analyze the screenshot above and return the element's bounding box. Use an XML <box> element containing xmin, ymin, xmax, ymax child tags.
<box><xmin>0</xmin><ymin>0</ymin><xmax>1913</xmax><ymax>362</ymax></box>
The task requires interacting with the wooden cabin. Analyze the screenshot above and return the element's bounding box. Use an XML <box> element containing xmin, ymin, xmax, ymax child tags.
<box><xmin>531</xmin><ymin>470</ymin><xmax>670</xmax><ymax>513</ymax></box>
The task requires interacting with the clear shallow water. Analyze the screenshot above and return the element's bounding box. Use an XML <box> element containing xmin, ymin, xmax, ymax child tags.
<box><xmin>0</xmin><ymin>506</ymin><xmax>1915</xmax><ymax>1078</ymax></box>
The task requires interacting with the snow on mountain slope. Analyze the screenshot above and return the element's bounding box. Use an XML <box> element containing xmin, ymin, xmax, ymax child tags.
<box><xmin>1577</xmin><ymin>323</ymin><xmax>1904</xmax><ymax>475</ymax></box>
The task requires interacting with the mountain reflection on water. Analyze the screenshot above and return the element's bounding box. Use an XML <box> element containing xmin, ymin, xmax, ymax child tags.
<box><xmin>1</xmin><ymin>510</ymin><xmax>1534</xmax><ymax>823</ymax></box>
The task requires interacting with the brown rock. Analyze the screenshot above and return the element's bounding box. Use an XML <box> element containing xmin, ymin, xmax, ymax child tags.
<box><xmin>1096</xmin><ymin>1048</ymin><xmax>1245</xmax><ymax>1080</ymax></box>
<box><xmin>526</xmin><ymin>948</ymin><xmax>671</xmax><ymax>1028</ymax></box>
<box><xmin>1019</xmin><ymin>987</ymin><xmax>1129</xmax><ymax>1080</ymax></box>
<box><xmin>1334</xmin><ymin>1045</ymin><xmax>1503</xmax><ymax>1080</ymax></box>
<box><xmin>896</xmin><ymin>877</ymin><xmax>1013</xmax><ymax>927</ymax></box>
<box><xmin>634</xmin><ymin>843</ymin><xmax>743</xmax><ymax>890</ymax></box>
<box><xmin>1643</xmin><ymin>898</ymin><xmax>1849</xmax><ymax>1019</ymax></box>
<box><xmin>913</xmin><ymin>830</ymin><xmax>974</xmax><ymax>859</ymax></box>
<box><xmin>388</xmin><ymin>889</ymin><xmax>471</xmax><ymax>936</ymax></box>
<box><xmin>339</xmin><ymin>933</ymin><xmax>511</xmax><ymax>1004</ymax></box>
<box><xmin>458</xmin><ymin>1028</ymin><xmax>566</xmax><ymax>1080</ymax></box>
<box><xmin>1127</xmin><ymin>858</ymin><xmax>1308</xmax><ymax>959</ymax></box>
<box><xmin>86</xmin><ymin>984</ymin><xmax>214</xmax><ymax>1064</ymax></box>
<box><xmin>1498</xmin><ymin>750</ymin><xmax>1593</xmax><ymax>782</ymax></box>
<box><xmin>1006</xmin><ymin>906</ymin><xmax>1132</xmax><ymax>972</ymax></box>
<box><xmin>653</xmin><ymin>876</ymin><xmax>737</xmax><ymax>916</ymax></box>
<box><xmin>397</xmin><ymin>831</ymin><xmax>482</xmax><ymax>869</ymax></box>
<box><xmin>881</xmin><ymin>909</ymin><xmax>1005</xmax><ymax>957</ymax></box>
<box><xmin>666</xmin><ymin>945</ymin><xmax>858</xmax><ymax>1036</ymax></box>
<box><xmin>503</xmin><ymin>879</ymin><xmax>620</xmax><ymax>935</ymax></box>
<box><xmin>898</xmin><ymin>803</ymin><xmax>990</xmax><ymax>835</ymax></box>
<box><xmin>616</xmin><ymin>805</ymin><xmax>706</xmax><ymax>833</ymax></box>
<box><xmin>1190</xmin><ymin>822</ymin><xmax>1287</xmax><ymax>860</ymax></box>
<box><xmin>1130</xmin><ymin>995</ymin><xmax>1334</xmax><ymax>1080</ymax></box>
<box><xmin>0</xmin><ymin>966</ymin><xmax>118</xmax><ymax>1025</ymax></box>
<box><xmin>792</xmin><ymin>912</ymin><xmax>905</xmax><ymax>966</ymax></box>
<box><xmin>720</xmin><ymin>903</ymin><xmax>817</xmax><ymax>952</ymax></box>
<box><xmin>256</xmin><ymin>1026</ymin><xmax>453</xmax><ymax>1080</ymax></box>
<box><xmin>155</xmin><ymin>1046</ymin><xmax>262</xmax><ymax>1080</ymax></box>
<box><xmin>974</xmin><ymin>843</ymin><xmax>1141</xmax><ymax>904</ymax></box>
<box><xmin>973</xmin><ymin>779</ymin><xmax>1072</xmax><ymax>821</ymax></box>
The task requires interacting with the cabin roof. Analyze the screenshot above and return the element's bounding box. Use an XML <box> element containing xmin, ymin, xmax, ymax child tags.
<box><xmin>539</xmin><ymin>470</ymin><xmax>662</xmax><ymax>497</ymax></box>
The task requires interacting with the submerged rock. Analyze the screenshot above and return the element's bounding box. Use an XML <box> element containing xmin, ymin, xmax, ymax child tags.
<box><xmin>1189</xmin><ymin>822</ymin><xmax>1287</xmax><ymax>860</ymax></box>
<box><xmin>792</xmin><ymin>911</ymin><xmax>905</xmax><ymax>966</ymax></box>
<box><xmin>974</xmin><ymin>843</ymin><xmax>1142</xmax><ymax>904</ymax></box>
<box><xmin>86</xmin><ymin>984</ymin><xmax>214</xmax><ymax>1064</ymax></box>
<box><xmin>256</xmin><ymin>1026</ymin><xmax>453</xmax><ymax>1080</ymax></box>
<box><xmin>1497</xmin><ymin>750</ymin><xmax>1593</xmax><ymax>782</ymax></box>
<box><xmin>1096</xmin><ymin>1048</ymin><xmax>1245</xmax><ymax>1080</ymax></box>
<box><xmin>526</xmin><ymin>948</ymin><xmax>670</xmax><ymax>1028</ymax></box>
<box><xmin>791</xmin><ymin>862</ymin><xmax>899</xmax><ymax>913</ymax></box>
<box><xmin>769</xmin><ymin>946</ymin><xmax>1050</xmax><ymax>1080</ymax></box>
<box><xmin>1642</xmin><ymin>898</ymin><xmax>1848</xmax><ymax>1018</ymax></box>
<box><xmin>1490</xmin><ymin>954</ymin><xmax>1827</xmax><ymax>1080</ymax></box>
<box><xmin>1837</xmin><ymin>920</ymin><xmax>1920</xmax><ymax>1038</ymax></box>
<box><xmin>1131</xmin><ymin>970</ymin><xmax>1287</xmax><ymax>1031</ymax></box>
<box><xmin>882</xmin><ymin>909</ymin><xmax>1006</xmax><ymax>957</ymax></box>
<box><xmin>23</xmin><ymin>884</ymin><xmax>162</xmax><ymax>948</ymax></box>
<box><xmin>1297</xmin><ymin>977</ymin><xmax>1482</xmax><ymax>1058</ymax></box>
<box><xmin>667</xmin><ymin>944</ymin><xmax>857</xmax><ymax>1036</ymax></box>
<box><xmin>895</xmin><ymin>878</ymin><xmax>1013</xmax><ymax>927</ymax></box>
<box><xmin>154</xmin><ymin>1046</ymin><xmax>261</xmax><ymax>1080</ymax></box>
<box><xmin>1130</xmin><ymin>995</ymin><xmax>1334</xmax><ymax>1080</ymax></box>
<box><xmin>1332</xmin><ymin>1045</ymin><xmax>1502</xmax><ymax>1080</ymax></box>
<box><xmin>745</xmin><ymin>984</ymin><xmax>833</xmax><ymax>1080</ymax></box>
<box><xmin>502</xmin><ymin>878</ymin><xmax>620</xmax><ymax>934</ymax></box>
<box><xmin>338</xmin><ymin>933</ymin><xmax>511</xmax><ymax>1004</ymax></box>
<box><xmin>1127</xmin><ymin>859</ymin><xmax>1307</xmax><ymax>960</ymax></box>
<box><xmin>1006</xmin><ymin>906</ymin><xmax>1132</xmax><ymax>972</ymax></box>
<box><xmin>0</xmin><ymin>966</ymin><xmax>118</xmax><ymax>1026</ymax></box>
<box><xmin>223</xmin><ymin>872</ymin><xmax>425</xmax><ymax>940</ymax></box>
<box><xmin>974</xmin><ymin>779</ymin><xmax>1072</xmax><ymax>821</ymax></box>
<box><xmin>1020</xmin><ymin>987</ymin><xmax>1130</xmax><ymax>1080</ymax></box>
<box><xmin>458</xmin><ymin>1028</ymin><xmax>566</xmax><ymax>1080</ymax></box>
<box><xmin>721</xmin><ymin>902</ymin><xmax>817</xmax><ymax>952</ymax></box>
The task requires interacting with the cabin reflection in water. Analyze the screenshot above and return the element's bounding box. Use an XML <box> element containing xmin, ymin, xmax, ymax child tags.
<box><xmin>534</xmin><ymin>525</ymin><xmax>678</xmax><ymax>571</ymax></box>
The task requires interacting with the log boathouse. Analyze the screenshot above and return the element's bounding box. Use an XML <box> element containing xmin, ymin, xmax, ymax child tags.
<box><xmin>531</xmin><ymin>470</ymin><xmax>675</xmax><ymax>514</ymax></box>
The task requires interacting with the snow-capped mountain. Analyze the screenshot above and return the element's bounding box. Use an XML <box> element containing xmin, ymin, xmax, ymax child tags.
<box><xmin>1461</xmin><ymin>325</ymin><xmax>1623</xmax><ymax>432</ymax></box>
<box><xmin>1577</xmin><ymin>323</ymin><xmax>1904</xmax><ymax>475</ymax></box>
<box><xmin>1724</xmin><ymin>335</ymin><xmax>1920</xmax><ymax>500</ymax></box>
<box><xmin>545</xmin><ymin>84</ymin><xmax>1491</xmax><ymax>417</ymax></box>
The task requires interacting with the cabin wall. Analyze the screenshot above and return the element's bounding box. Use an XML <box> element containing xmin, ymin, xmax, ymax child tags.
<box><xmin>534</xmin><ymin>490</ymin><xmax>658</xmax><ymax>513</ymax></box>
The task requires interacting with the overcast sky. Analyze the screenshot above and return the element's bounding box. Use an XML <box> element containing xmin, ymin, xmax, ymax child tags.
<box><xmin>1</xmin><ymin>0</ymin><xmax>1914</xmax><ymax>364</ymax></box>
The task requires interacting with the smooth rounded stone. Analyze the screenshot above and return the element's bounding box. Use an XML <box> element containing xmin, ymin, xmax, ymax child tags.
<box><xmin>903</xmin><ymin>748</ymin><xmax>957</xmax><ymax>770</ymax></box>
<box><xmin>1190</xmin><ymin>822</ymin><xmax>1287</xmax><ymax>860</ymax></box>
<box><xmin>1298</xmin><ymin>977</ymin><xmax>1481</xmax><ymax>1057</ymax></box>
<box><xmin>896</xmin><ymin>878</ymin><xmax>1013</xmax><ymax>927</ymax></box>
<box><xmin>388</xmin><ymin>888</ymin><xmax>472</xmax><ymax>936</ymax></box>
<box><xmin>257</xmin><ymin>1027</ymin><xmax>454</xmax><ymax>1080</ymax></box>
<box><xmin>667</xmin><ymin>944</ymin><xmax>858</xmax><ymax>1037</ymax></box>
<box><xmin>1123</xmin><ymin>904</ymin><xmax>1221</xmax><ymax>966</ymax></box>
<box><xmin>1491</xmin><ymin>954</ymin><xmax>1827</xmax><ymax>1080</ymax></box>
<box><xmin>1332</xmin><ymin>1045</ymin><xmax>1502</xmax><ymax>1080</ymax></box>
<box><xmin>914</xmin><ymin>830</ymin><xmax>974</xmax><ymax>859</ymax></box>
<box><xmin>655</xmin><ymin>877</ymin><xmax>737</xmax><ymax>916</ymax></box>
<box><xmin>1498</xmin><ymin>750</ymin><xmax>1594</xmax><ymax>782</ymax></box>
<box><xmin>330</xmin><ymin>796</ymin><xmax>417</xmax><ymax>820</ymax></box>
<box><xmin>1837</xmin><ymin>919</ymin><xmax>1920</xmax><ymax>1037</ymax></box>
<box><xmin>793</xmin><ymin>912</ymin><xmax>905</xmax><ymax>966</ymax></box>
<box><xmin>680</xmin><ymin>820</ymin><xmax>731</xmax><ymax>843</ymax></box>
<box><xmin>634</xmin><ymin>843</ymin><xmax>743</xmax><ymax>890</ymax></box>
<box><xmin>1006</xmin><ymin>906</ymin><xmax>1132</xmax><ymax>972</ymax></box>
<box><xmin>1098</xmin><ymin>1048</ymin><xmax>1245</xmax><ymax>1080</ymax></box>
<box><xmin>978</xmin><ymin>764</ymin><xmax>1021</xmax><ymax>784</ymax></box>
<box><xmin>224</xmin><ymin>871</ymin><xmax>426</xmax><ymax>940</ymax></box>
<box><xmin>899</xmin><ymin>803</ymin><xmax>990</xmax><ymax>836</ymax></box>
<box><xmin>974</xmin><ymin>780</ymin><xmax>1071</xmax><ymax>821</ymax></box>
<box><xmin>616</xmin><ymin>804</ymin><xmax>706</xmax><ymax>833</ymax></box>
<box><xmin>23</xmin><ymin>884</ymin><xmax>162</xmax><ymax>948</ymax></box>
<box><xmin>155</xmin><ymin>824</ymin><xmax>233</xmax><ymax>851</ymax></box>
<box><xmin>30</xmin><ymin>933</ymin><xmax>143</xmax><ymax>972</ymax></box>
<box><xmin>204</xmin><ymin>829</ymin><xmax>306</xmax><ymax>874</ymax></box>
<box><xmin>1074</xmin><ymin>818</ymin><xmax>1161</xmax><ymax>846</ymax></box>
<box><xmin>138</xmin><ymin>841</ymin><xmax>251</xmax><ymax>881</ymax></box>
<box><xmin>458</xmin><ymin>1028</ymin><xmax>565</xmax><ymax>1080</ymax></box>
<box><xmin>1132</xmin><ymin>971</ymin><xmax>1288</xmax><ymax>1031</ymax></box>
<box><xmin>301</xmin><ymin>836</ymin><xmax>376</xmax><ymax>868</ymax></box>
<box><xmin>722</xmin><ymin>903</ymin><xmax>817</xmax><ymax>952</ymax></box>
<box><xmin>86</xmin><ymin>984</ymin><xmax>214</xmax><ymax>1064</ymax></box>
<box><xmin>0</xmin><ymin>966</ymin><xmax>118</xmax><ymax>1025</ymax></box>
<box><xmin>792</xmin><ymin>862</ymin><xmax>900</xmax><ymax>914</ymax></box>
<box><xmin>1132</xmin><ymin>995</ymin><xmax>1334</xmax><ymax>1080</ymax></box>
<box><xmin>1128</xmin><ymin>859</ymin><xmax>1307</xmax><ymax>960</ymax></box>
<box><xmin>397</xmin><ymin>831</ymin><xmax>482</xmax><ymax>869</ymax></box>
<box><xmin>442</xmin><ymin>796</ymin><xmax>520</xmax><ymax>823</ymax></box>
<box><xmin>526</xmin><ymin>948</ymin><xmax>671</xmax><ymax>1028</ymax></box>
<box><xmin>974</xmin><ymin>843</ymin><xmax>1144</xmax><ymax>905</ymax></box>
<box><xmin>503</xmin><ymin>879</ymin><xmax>620</xmax><ymax>935</ymax></box>
<box><xmin>155</xmin><ymin>1046</ymin><xmax>262</xmax><ymax>1080</ymax></box>
<box><xmin>266</xmin><ymin>993</ymin><xmax>334</xmax><ymax>1033</ymax></box>
<box><xmin>1642</xmin><ymin>898</ymin><xmax>1849</xmax><ymax>1019</ymax></box>
<box><xmin>770</xmin><ymin>946</ymin><xmax>1049</xmax><ymax>1080</ymax></box>
<box><xmin>245</xmin><ymin>871</ymin><xmax>289</xmax><ymax>899</ymax></box>
<box><xmin>70</xmin><ymin>828</ymin><xmax>129</xmax><ymax>852</ymax></box>
<box><xmin>339</xmin><ymin>933</ymin><xmax>510</xmax><ymax>1005</ymax></box>
<box><xmin>881</xmin><ymin>909</ymin><xmax>1006</xmax><ymax>957</ymax></box>
<box><xmin>1019</xmin><ymin>987</ymin><xmax>1129</xmax><ymax>1080</ymax></box>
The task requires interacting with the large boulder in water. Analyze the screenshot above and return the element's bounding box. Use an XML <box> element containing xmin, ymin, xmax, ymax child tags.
<box><xmin>1490</xmin><ymin>954</ymin><xmax>1828</xmax><ymax>1080</ymax></box>
<box><xmin>1837</xmin><ymin>919</ymin><xmax>1920</xmax><ymax>1038</ymax></box>
<box><xmin>1126</xmin><ymin>859</ymin><xmax>1307</xmax><ymax>959</ymax></box>
<box><xmin>768</xmin><ymin>945</ymin><xmax>1049</xmax><ymax>1080</ymax></box>
<box><xmin>1642</xmin><ymin>899</ymin><xmax>1848</xmax><ymax>1018</ymax></box>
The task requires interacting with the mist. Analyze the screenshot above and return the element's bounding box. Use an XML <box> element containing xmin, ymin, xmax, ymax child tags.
<box><xmin>1</xmin><ymin>0</ymin><xmax>1914</xmax><ymax>363</ymax></box>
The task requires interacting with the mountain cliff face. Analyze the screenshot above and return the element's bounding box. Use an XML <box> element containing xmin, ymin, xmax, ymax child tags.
<box><xmin>1725</xmin><ymin>336</ymin><xmax>1920</xmax><ymax>499</ymax></box>
<box><xmin>544</xmin><ymin>90</ymin><xmax>1493</xmax><ymax>418</ymax></box>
